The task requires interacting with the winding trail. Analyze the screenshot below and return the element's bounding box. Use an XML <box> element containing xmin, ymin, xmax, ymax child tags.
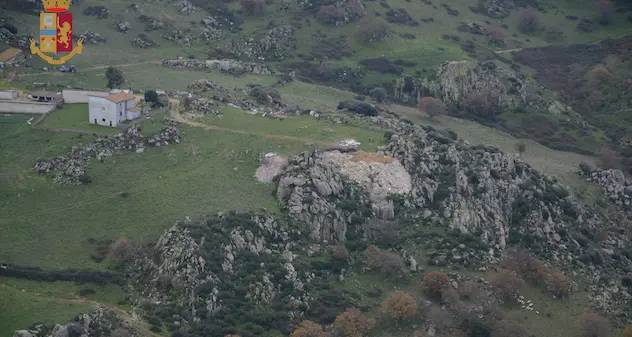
<box><xmin>0</xmin><ymin>282</ymin><xmax>166</xmax><ymax>337</ymax></box>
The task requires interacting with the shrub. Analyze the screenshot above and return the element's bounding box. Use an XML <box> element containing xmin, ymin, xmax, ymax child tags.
<box><xmin>363</xmin><ymin>245</ymin><xmax>405</xmax><ymax>277</ymax></box>
<box><xmin>518</xmin><ymin>8</ymin><xmax>540</xmax><ymax>32</ymax></box>
<box><xmin>418</xmin><ymin>96</ymin><xmax>446</xmax><ymax>118</ymax></box>
<box><xmin>423</xmin><ymin>271</ymin><xmax>450</xmax><ymax>298</ymax></box>
<box><xmin>317</xmin><ymin>5</ymin><xmax>346</xmax><ymax>24</ymax></box>
<box><xmin>331</xmin><ymin>244</ymin><xmax>350</xmax><ymax>261</ymax></box>
<box><xmin>369</xmin><ymin>87</ymin><xmax>387</xmax><ymax>102</ymax></box>
<box><xmin>291</xmin><ymin>320</ymin><xmax>327</xmax><ymax>337</ymax></box>
<box><xmin>491</xmin><ymin>320</ymin><xmax>527</xmax><ymax>337</ymax></box>
<box><xmin>333</xmin><ymin>308</ymin><xmax>375</xmax><ymax>337</ymax></box>
<box><xmin>109</xmin><ymin>238</ymin><xmax>132</xmax><ymax>262</ymax></box>
<box><xmin>144</xmin><ymin>90</ymin><xmax>159</xmax><ymax>103</ymax></box>
<box><xmin>597</xmin><ymin>0</ymin><xmax>615</xmax><ymax>24</ymax></box>
<box><xmin>380</xmin><ymin>290</ymin><xmax>417</xmax><ymax>320</ymax></box>
<box><xmin>440</xmin><ymin>288</ymin><xmax>461</xmax><ymax>308</ymax></box>
<box><xmin>241</xmin><ymin>0</ymin><xmax>265</xmax><ymax>14</ymax></box>
<box><xmin>545</xmin><ymin>271</ymin><xmax>570</xmax><ymax>298</ymax></box>
<box><xmin>578</xmin><ymin>313</ymin><xmax>610</xmax><ymax>337</ymax></box>
<box><xmin>337</xmin><ymin>100</ymin><xmax>378</xmax><ymax>116</ymax></box>
<box><xmin>463</xmin><ymin>91</ymin><xmax>500</xmax><ymax>117</ymax></box>
<box><xmin>597</xmin><ymin>147</ymin><xmax>622</xmax><ymax>169</ymax></box>
<box><xmin>363</xmin><ymin>245</ymin><xmax>382</xmax><ymax>268</ymax></box>
<box><xmin>357</xmin><ymin>17</ymin><xmax>391</xmax><ymax>43</ymax></box>
<box><xmin>487</xmin><ymin>27</ymin><xmax>507</xmax><ymax>46</ymax></box>
<box><xmin>489</xmin><ymin>270</ymin><xmax>524</xmax><ymax>301</ymax></box>
<box><xmin>515</xmin><ymin>142</ymin><xmax>526</xmax><ymax>155</ymax></box>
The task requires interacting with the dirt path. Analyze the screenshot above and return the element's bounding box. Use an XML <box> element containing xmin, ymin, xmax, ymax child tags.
<box><xmin>0</xmin><ymin>282</ymin><xmax>166</xmax><ymax>337</ymax></box>
<box><xmin>495</xmin><ymin>48</ymin><xmax>523</xmax><ymax>54</ymax></box>
<box><xmin>167</xmin><ymin>99</ymin><xmax>332</xmax><ymax>145</ymax></box>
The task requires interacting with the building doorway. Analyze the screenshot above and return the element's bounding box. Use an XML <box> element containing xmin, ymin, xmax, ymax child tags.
<box><xmin>109</xmin><ymin>121</ymin><xmax>112</xmax><ymax>126</ymax></box>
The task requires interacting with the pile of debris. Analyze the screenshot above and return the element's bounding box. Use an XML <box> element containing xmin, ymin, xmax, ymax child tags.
<box><xmin>183</xmin><ymin>97</ymin><xmax>221</xmax><ymax>115</ymax></box>
<box><xmin>171</xmin><ymin>0</ymin><xmax>196</xmax><ymax>15</ymax></box>
<box><xmin>34</xmin><ymin>122</ymin><xmax>180</xmax><ymax>184</ymax></box>
<box><xmin>78</xmin><ymin>31</ymin><xmax>107</xmax><ymax>44</ymax></box>
<box><xmin>161</xmin><ymin>58</ymin><xmax>274</xmax><ymax>75</ymax></box>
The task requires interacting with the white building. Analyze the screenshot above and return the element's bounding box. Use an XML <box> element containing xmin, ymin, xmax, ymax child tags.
<box><xmin>88</xmin><ymin>92</ymin><xmax>140</xmax><ymax>127</ymax></box>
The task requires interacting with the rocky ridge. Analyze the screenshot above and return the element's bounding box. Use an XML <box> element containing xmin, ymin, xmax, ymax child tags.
<box><xmin>162</xmin><ymin>59</ymin><xmax>274</xmax><ymax>75</ymax></box>
<box><xmin>34</xmin><ymin>122</ymin><xmax>180</xmax><ymax>184</ymax></box>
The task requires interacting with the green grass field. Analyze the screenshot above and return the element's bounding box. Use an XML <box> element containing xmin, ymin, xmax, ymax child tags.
<box><xmin>38</xmin><ymin>103</ymin><xmax>117</xmax><ymax>133</ymax></box>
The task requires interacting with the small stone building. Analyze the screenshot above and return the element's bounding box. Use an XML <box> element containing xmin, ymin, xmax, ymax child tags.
<box><xmin>28</xmin><ymin>91</ymin><xmax>61</xmax><ymax>102</ymax></box>
<box><xmin>88</xmin><ymin>92</ymin><xmax>140</xmax><ymax>127</ymax></box>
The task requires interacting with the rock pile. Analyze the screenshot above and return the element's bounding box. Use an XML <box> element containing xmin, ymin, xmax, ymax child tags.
<box><xmin>34</xmin><ymin>123</ymin><xmax>180</xmax><ymax>184</ymax></box>
<box><xmin>132</xmin><ymin>34</ymin><xmax>155</xmax><ymax>48</ymax></box>
<box><xmin>188</xmin><ymin>79</ymin><xmax>230</xmax><ymax>92</ymax></box>
<box><xmin>78</xmin><ymin>31</ymin><xmax>107</xmax><ymax>44</ymax></box>
<box><xmin>200</xmin><ymin>27</ymin><xmax>226</xmax><ymax>42</ymax></box>
<box><xmin>162</xmin><ymin>29</ymin><xmax>195</xmax><ymax>46</ymax></box>
<box><xmin>171</xmin><ymin>0</ymin><xmax>196</xmax><ymax>15</ymax></box>
<box><xmin>13</xmin><ymin>306</ymin><xmax>138</xmax><ymax>337</ymax></box>
<box><xmin>162</xmin><ymin>59</ymin><xmax>274</xmax><ymax>75</ymax></box>
<box><xmin>582</xmin><ymin>169</ymin><xmax>632</xmax><ymax>210</ymax></box>
<box><xmin>116</xmin><ymin>21</ymin><xmax>132</xmax><ymax>33</ymax></box>
<box><xmin>130</xmin><ymin>213</ymin><xmax>313</xmax><ymax>334</ymax></box>
<box><xmin>183</xmin><ymin>97</ymin><xmax>221</xmax><ymax>115</ymax></box>
<box><xmin>225</xmin><ymin>25</ymin><xmax>295</xmax><ymax>61</ymax></box>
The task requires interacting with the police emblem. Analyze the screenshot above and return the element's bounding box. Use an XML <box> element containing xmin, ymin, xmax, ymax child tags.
<box><xmin>30</xmin><ymin>0</ymin><xmax>84</xmax><ymax>65</ymax></box>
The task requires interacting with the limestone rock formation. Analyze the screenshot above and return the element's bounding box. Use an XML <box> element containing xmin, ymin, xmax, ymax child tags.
<box><xmin>162</xmin><ymin>59</ymin><xmax>274</xmax><ymax>75</ymax></box>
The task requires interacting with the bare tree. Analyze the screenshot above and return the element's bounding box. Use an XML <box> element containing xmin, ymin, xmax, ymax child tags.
<box><xmin>515</xmin><ymin>142</ymin><xmax>526</xmax><ymax>156</ymax></box>
<box><xmin>423</xmin><ymin>271</ymin><xmax>450</xmax><ymax>298</ymax></box>
<box><xmin>578</xmin><ymin>313</ymin><xmax>610</xmax><ymax>337</ymax></box>
<box><xmin>418</xmin><ymin>97</ymin><xmax>447</xmax><ymax>119</ymax></box>
<box><xmin>518</xmin><ymin>8</ymin><xmax>540</xmax><ymax>32</ymax></box>
<box><xmin>109</xmin><ymin>238</ymin><xmax>132</xmax><ymax>262</ymax></box>
<box><xmin>333</xmin><ymin>308</ymin><xmax>375</xmax><ymax>337</ymax></box>
<box><xmin>291</xmin><ymin>320</ymin><xmax>327</xmax><ymax>337</ymax></box>
<box><xmin>331</xmin><ymin>244</ymin><xmax>350</xmax><ymax>261</ymax></box>
<box><xmin>380</xmin><ymin>291</ymin><xmax>417</xmax><ymax>320</ymax></box>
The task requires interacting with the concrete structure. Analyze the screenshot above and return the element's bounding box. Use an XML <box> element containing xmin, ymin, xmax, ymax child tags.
<box><xmin>0</xmin><ymin>101</ymin><xmax>56</xmax><ymax>114</ymax></box>
<box><xmin>0</xmin><ymin>90</ymin><xmax>19</xmax><ymax>100</ymax></box>
<box><xmin>29</xmin><ymin>91</ymin><xmax>61</xmax><ymax>102</ymax></box>
<box><xmin>0</xmin><ymin>47</ymin><xmax>25</xmax><ymax>66</ymax></box>
<box><xmin>88</xmin><ymin>92</ymin><xmax>140</xmax><ymax>127</ymax></box>
<box><xmin>62</xmin><ymin>89</ymin><xmax>110</xmax><ymax>103</ymax></box>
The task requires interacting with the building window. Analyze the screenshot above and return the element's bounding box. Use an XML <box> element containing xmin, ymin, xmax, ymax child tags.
<box><xmin>120</xmin><ymin>111</ymin><xmax>122</xmax><ymax>116</ymax></box>
<box><xmin>102</xmin><ymin>118</ymin><xmax>106</xmax><ymax>122</ymax></box>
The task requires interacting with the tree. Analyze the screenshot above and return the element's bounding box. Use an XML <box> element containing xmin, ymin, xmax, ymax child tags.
<box><xmin>418</xmin><ymin>96</ymin><xmax>447</xmax><ymax>119</ymax></box>
<box><xmin>369</xmin><ymin>87</ymin><xmax>387</xmax><ymax>103</ymax></box>
<box><xmin>106</xmin><ymin>66</ymin><xmax>125</xmax><ymax>89</ymax></box>
<box><xmin>491</xmin><ymin>320</ymin><xmax>527</xmax><ymax>337</ymax></box>
<box><xmin>487</xmin><ymin>27</ymin><xmax>507</xmax><ymax>46</ymax></box>
<box><xmin>291</xmin><ymin>320</ymin><xmax>327</xmax><ymax>337</ymax></box>
<box><xmin>515</xmin><ymin>142</ymin><xmax>526</xmax><ymax>156</ymax></box>
<box><xmin>317</xmin><ymin>5</ymin><xmax>345</xmax><ymax>24</ymax></box>
<box><xmin>423</xmin><ymin>271</ymin><xmax>450</xmax><ymax>298</ymax></box>
<box><xmin>333</xmin><ymin>308</ymin><xmax>375</xmax><ymax>337</ymax></box>
<box><xmin>518</xmin><ymin>8</ymin><xmax>540</xmax><ymax>32</ymax></box>
<box><xmin>331</xmin><ymin>244</ymin><xmax>350</xmax><ymax>261</ymax></box>
<box><xmin>241</xmin><ymin>0</ymin><xmax>265</xmax><ymax>15</ymax></box>
<box><xmin>363</xmin><ymin>245</ymin><xmax>405</xmax><ymax>277</ymax></box>
<box><xmin>357</xmin><ymin>17</ymin><xmax>390</xmax><ymax>43</ymax></box>
<box><xmin>597</xmin><ymin>146</ymin><xmax>622</xmax><ymax>169</ymax></box>
<box><xmin>380</xmin><ymin>290</ymin><xmax>417</xmax><ymax>320</ymax></box>
<box><xmin>363</xmin><ymin>245</ymin><xmax>382</xmax><ymax>268</ymax></box>
<box><xmin>578</xmin><ymin>313</ymin><xmax>610</xmax><ymax>337</ymax></box>
<box><xmin>597</xmin><ymin>0</ymin><xmax>615</xmax><ymax>24</ymax></box>
<box><xmin>144</xmin><ymin>90</ymin><xmax>159</xmax><ymax>103</ymax></box>
<box><xmin>463</xmin><ymin>91</ymin><xmax>500</xmax><ymax>117</ymax></box>
<box><xmin>109</xmin><ymin>237</ymin><xmax>132</xmax><ymax>262</ymax></box>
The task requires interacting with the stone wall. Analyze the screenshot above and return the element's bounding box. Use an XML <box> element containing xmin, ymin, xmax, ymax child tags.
<box><xmin>0</xmin><ymin>101</ymin><xmax>56</xmax><ymax>114</ymax></box>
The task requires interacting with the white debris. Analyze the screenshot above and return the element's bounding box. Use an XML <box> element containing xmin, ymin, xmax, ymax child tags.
<box><xmin>338</xmin><ymin>139</ymin><xmax>361</xmax><ymax>147</ymax></box>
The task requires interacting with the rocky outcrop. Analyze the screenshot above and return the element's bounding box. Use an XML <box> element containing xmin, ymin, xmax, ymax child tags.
<box><xmin>183</xmin><ymin>97</ymin><xmax>221</xmax><ymax>115</ymax></box>
<box><xmin>171</xmin><ymin>0</ymin><xmax>196</xmax><ymax>15</ymax></box>
<box><xmin>276</xmin><ymin>114</ymin><xmax>632</xmax><ymax>322</ymax></box>
<box><xmin>426</xmin><ymin>60</ymin><xmax>527</xmax><ymax>109</ymax></box>
<box><xmin>162</xmin><ymin>29</ymin><xmax>195</xmax><ymax>46</ymax></box>
<box><xmin>225</xmin><ymin>25</ymin><xmax>295</xmax><ymax>61</ymax></box>
<box><xmin>582</xmin><ymin>168</ymin><xmax>632</xmax><ymax>210</ymax></box>
<box><xmin>130</xmin><ymin>213</ymin><xmax>314</xmax><ymax>334</ymax></box>
<box><xmin>78</xmin><ymin>31</ymin><xmax>106</xmax><ymax>44</ymax></box>
<box><xmin>13</xmin><ymin>306</ymin><xmax>139</xmax><ymax>337</ymax></box>
<box><xmin>132</xmin><ymin>34</ymin><xmax>155</xmax><ymax>48</ymax></box>
<box><xmin>34</xmin><ymin>122</ymin><xmax>180</xmax><ymax>184</ymax></box>
<box><xmin>162</xmin><ymin>59</ymin><xmax>274</xmax><ymax>75</ymax></box>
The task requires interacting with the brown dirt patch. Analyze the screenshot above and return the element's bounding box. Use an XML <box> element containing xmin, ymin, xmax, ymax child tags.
<box><xmin>349</xmin><ymin>151</ymin><xmax>393</xmax><ymax>164</ymax></box>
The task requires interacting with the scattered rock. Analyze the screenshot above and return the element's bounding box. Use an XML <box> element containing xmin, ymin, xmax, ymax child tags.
<box><xmin>132</xmin><ymin>34</ymin><xmax>156</xmax><ymax>48</ymax></box>
<box><xmin>78</xmin><ymin>31</ymin><xmax>106</xmax><ymax>44</ymax></box>
<box><xmin>116</xmin><ymin>21</ymin><xmax>132</xmax><ymax>33</ymax></box>
<box><xmin>162</xmin><ymin>59</ymin><xmax>274</xmax><ymax>75</ymax></box>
